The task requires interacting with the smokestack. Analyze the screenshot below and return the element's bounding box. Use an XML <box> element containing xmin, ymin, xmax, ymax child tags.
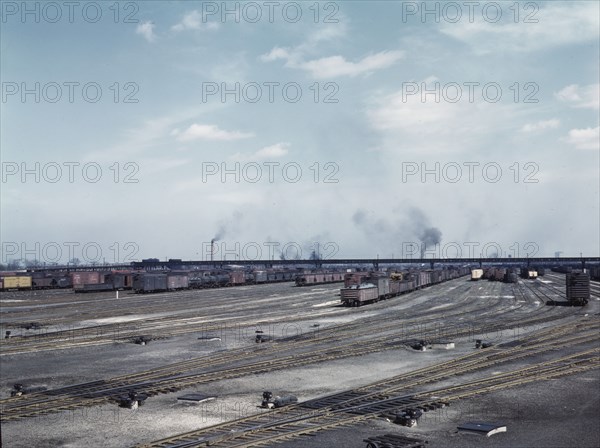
<box><xmin>211</xmin><ymin>239</ymin><xmax>215</xmax><ymax>263</ymax></box>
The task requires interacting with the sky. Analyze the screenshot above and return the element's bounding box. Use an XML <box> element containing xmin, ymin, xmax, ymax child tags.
<box><xmin>1</xmin><ymin>1</ymin><xmax>599</xmax><ymax>264</ymax></box>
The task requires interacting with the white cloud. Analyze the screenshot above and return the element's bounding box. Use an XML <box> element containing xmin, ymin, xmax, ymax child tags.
<box><xmin>177</xmin><ymin>124</ymin><xmax>254</xmax><ymax>142</ymax></box>
<box><xmin>297</xmin><ymin>51</ymin><xmax>404</xmax><ymax>79</ymax></box>
<box><xmin>262</xmin><ymin>47</ymin><xmax>403</xmax><ymax>79</ymax></box>
<box><xmin>172</xmin><ymin>10</ymin><xmax>219</xmax><ymax>31</ymax></box>
<box><xmin>521</xmin><ymin>119</ymin><xmax>560</xmax><ymax>133</ymax></box>
<box><xmin>254</xmin><ymin>142</ymin><xmax>290</xmax><ymax>158</ymax></box>
<box><xmin>563</xmin><ymin>126</ymin><xmax>600</xmax><ymax>150</ymax></box>
<box><xmin>230</xmin><ymin>142</ymin><xmax>290</xmax><ymax>161</ymax></box>
<box><xmin>260</xmin><ymin>21</ymin><xmax>401</xmax><ymax>78</ymax></box>
<box><xmin>260</xmin><ymin>47</ymin><xmax>291</xmax><ymax>62</ymax></box>
<box><xmin>440</xmin><ymin>3</ymin><xmax>599</xmax><ymax>53</ymax></box>
<box><xmin>555</xmin><ymin>84</ymin><xmax>599</xmax><ymax>110</ymax></box>
<box><xmin>136</xmin><ymin>21</ymin><xmax>156</xmax><ymax>43</ymax></box>
<box><xmin>366</xmin><ymin>78</ymin><xmax>523</xmax><ymax>154</ymax></box>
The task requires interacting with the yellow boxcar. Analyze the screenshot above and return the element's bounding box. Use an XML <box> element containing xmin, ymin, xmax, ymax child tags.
<box><xmin>2</xmin><ymin>276</ymin><xmax>32</xmax><ymax>289</ymax></box>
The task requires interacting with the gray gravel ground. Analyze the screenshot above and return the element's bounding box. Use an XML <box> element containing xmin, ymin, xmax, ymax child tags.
<box><xmin>1</xmin><ymin>276</ymin><xmax>599</xmax><ymax>448</ymax></box>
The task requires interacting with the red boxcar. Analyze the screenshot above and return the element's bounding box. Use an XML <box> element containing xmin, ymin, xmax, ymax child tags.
<box><xmin>70</xmin><ymin>271</ymin><xmax>101</xmax><ymax>287</ymax></box>
<box><xmin>229</xmin><ymin>270</ymin><xmax>245</xmax><ymax>285</ymax></box>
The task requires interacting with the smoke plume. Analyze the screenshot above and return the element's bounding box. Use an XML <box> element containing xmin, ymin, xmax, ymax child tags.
<box><xmin>352</xmin><ymin>206</ymin><xmax>443</xmax><ymax>258</ymax></box>
<box><xmin>419</xmin><ymin>227</ymin><xmax>442</xmax><ymax>257</ymax></box>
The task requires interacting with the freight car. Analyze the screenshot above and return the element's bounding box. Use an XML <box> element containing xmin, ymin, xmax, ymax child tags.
<box><xmin>340</xmin><ymin>268</ymin><xmax>469</xmax><ymax>307</ymax></box>
<box><xmin>133</xmin><ymin>273</ymin><xmax>168</xmax><ymax>293</ymax></box>
<box><xmin>132</xmin><ymin>272</ymin><xmax>190</xmax><ymax>293</ymax></box>
<box><xmin>29</xmin><ymin>272</ymin><xmax>72</xmax><ymax>289</ymax></box>
<box><xmin>340</xmin><ymin>283</ymin><xmax>379</xmax><ymax>306</ymax></box>
<box><xmin>73</xmin><ymin>271</ymin><xmax>134</xmax><ymax>293</ymax></box>
<box><xmin>70</xmin><ymin>271</ymin><xmax>104</xmax><ymax>288</ymax></box>
<box><xmin>551</xmin><ymin>266</ymin><xmax>573</xmax><ymax>274</ymax></box>
<box><xmin>470</xmin><ymin>269</ymin><xmax>483</xmax><ymax>281</ymax></box>
<box><xmin>295</xmin><ymin>272</ymin><xmax>344</xmax><ymax>286</ymax></box>
<box><xmin>0</xmin><ymin>275</ymin><xmax>32</xmax><ymax>290</ymax></box>
<box><xmin>344</xmin><ymin>271</ymin><xmax>371</xmax><ymax>287</ymax></box>
<box><xmin>520</xmin><ymin>268</ymin><xmax>538</xmax><ymax>279</ymax></box>
<box><xmin>566</xmin><ymin>272</ymin><xmax>590</xmax><ymax>306</ymax></box>
<box><xmin>132</xmin><ymin>268</ymin><xmax>300</xmax><ymax>293</ymax></box>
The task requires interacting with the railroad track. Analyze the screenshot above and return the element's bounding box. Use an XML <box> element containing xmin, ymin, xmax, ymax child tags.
<box><xmin>2</xmin><ymin>272</ymin><xmax>562</xmax><ymax>357</ymax></box>
<box><xmin>134</xmin><ymin>322</ymin><xmax>600</xmax><ymax>448</ymax></box>
<box><xmin>1</xmin><ymin>305</ymin><xmax>594</xmax><ymax>422</ymax></box>
<box><xmin>0</xmin><ymin>283</ymin><xmax>316</xmax><ymax>326</ymax></box>
<box><xmin>0</xmin><ymin>284</ymin><xmax>542</xmax><ymax>395</ymax></box>
<box><xmin>0</xmin><ymin>283</ymin><xmax>334</xmax><ymax>330</ymax></box>
<box><xmin>0</xmin><ymin>278</ymin><xmax>492</xmax><ymax>355</ymax></box>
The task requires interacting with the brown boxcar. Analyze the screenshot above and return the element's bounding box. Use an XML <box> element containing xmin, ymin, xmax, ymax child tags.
<box><xmin>70</xmin><ymin>271</ymin><xmax>101</xmax><ymax>287</ymax></box>
<box><xmin>229</xmin><ymin>270</ymin><xmax>245</xmax><ymax>285</ymax></box>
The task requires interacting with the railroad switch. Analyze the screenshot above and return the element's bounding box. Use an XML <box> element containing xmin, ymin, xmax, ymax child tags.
<box><xmin>475</xmin><ymin>340</ymin><xmax>494</xmax><ymax>349</ymax></box>
<box><xmin>255</xmin><ymin>330</ymin><xmax>270</xmax><ymax>343</ymax></box>
<box><xmin>260</xmin><ymin>391</ymin><xmax>298</xmax><ymax>408</ymax></box>
<box><xmin>133</xmin><ymin>336</ymin><xmax>152</xmax><ymax>345</ymax></box>
<box><xmin>393</xmin><ymin>408</ymin><xmax>423</xmax><ymax>427</ymax></box>
<box><xmin>10</xmin><ymin>383</ymin><xmax>47</xmax><ymax>396</ymax></box>
<box><xmin>21</xmin><ymin>322</ymin><xmax>42</xmax><ymax>330</ymax></box>
<box><xmin>118</xmin><ymin>391</ymin><xmax>148</xmax><ymax>409</ymax></box>
<box><xmin>411</xmin><ymin>340</ymin><xmax>430</xmax><ymax>351</ymax></box>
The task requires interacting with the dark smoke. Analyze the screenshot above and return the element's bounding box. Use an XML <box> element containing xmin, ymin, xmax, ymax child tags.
<box><xmin>352</xmin><ymin>206</ymin><xmax>442</xmax><ymax>258</ymax></box>
<box><xmin>211</xmin><ymin>211</ymin><xmax>243</xmax><ymax>243</ymax></box>
<box><xmin>419</xmin><ymin>227</ymin><xmax>442</xmax><ymax>257</ymax></box>
<box><xmin>212</xmin><ymin>224</ymin><xmax>226</xmax><ymax>243</ymax></box>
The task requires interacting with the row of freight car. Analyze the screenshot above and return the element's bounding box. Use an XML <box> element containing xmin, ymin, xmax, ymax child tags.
<box><xmin>340</xmin><ymin>267</ymin><xmax>470</xmax><ymax>307</ymax></box>
<box><xmin>552</xmin><ymin>265</ymin><xmax>600</xmax><ymax>281</ymax></box>
<box><xmin>0</xmin><ymin>271</ymin><xmax>132</xmax><ymax>292</ymax></box>
<box><xmin>470</xmin><ymin>267</ymin><xmax>545</xmax><ymax>283</ymax></box>
<box><xmin>0</xmin><ymin>268</ymin><xmax>345</xmax><ymax>292</ymax></box>
<box><xmin>472</xmin><ymin>266</ymin><xmax>592</xmax><ymax>306</ymax></box>
<box><xmin>132</xmin><ymin>270</ymin><xmax>347</xmax><ymax>293</ymax></box>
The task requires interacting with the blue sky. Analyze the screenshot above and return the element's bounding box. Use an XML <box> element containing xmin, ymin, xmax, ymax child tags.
<box><xmin>1</xmin><ymin>1</ymin><xmax>599</xmax><ymax>263</ymax></box>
